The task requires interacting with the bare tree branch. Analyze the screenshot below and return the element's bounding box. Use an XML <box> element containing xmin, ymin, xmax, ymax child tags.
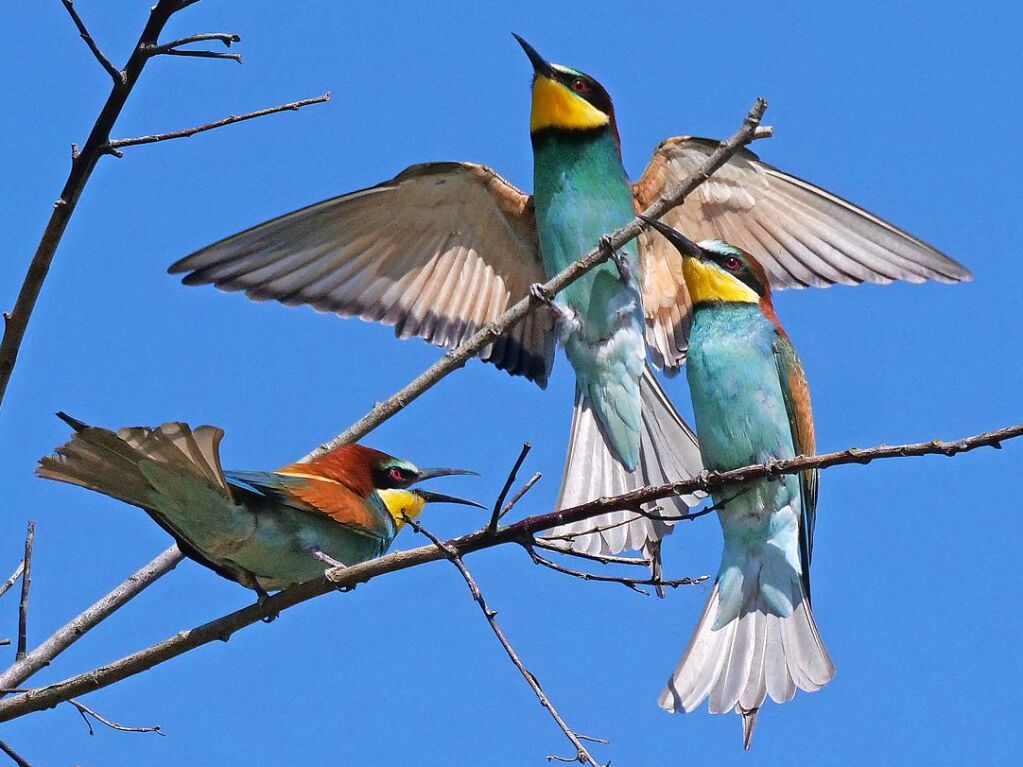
<box><xmin>525</xmin><ymin>546</ymin><xmax>707</xmax><ymax>596</ymax></box>
<box><xmin>0</xmin><ymin>0</ymin><xmax>329</xmax><ymax>411</ymax></box>
<box><xmin>0</xmin><ymin>545</ymin><xmax>182</xmax><ymax>693</ymax></box>
<box><xmin>103</xmin><ymin>92</ymin><xmax>331</xmax><ymax>155</ymax></box>
<box><xmin>532</xmin><ymin>540</ymin><xmax>651</xmax><ymax>567</ymax></box>
<box><xmin>0</xmin><ymin>423</ymin><xmax>1016</xmax><ymax>723</ymax></box>
<box><xmin>59</xmin><ymin>0</ymin><xmax>123</xmax><ymax>84</ymax></box>
<box><xmin>0</xmin><ymin>739</ymin><xmax>31</xmax><ymax>767</ymax></box>
<box><xmin>406</xmin><ymin>516</ymin><xmax>607</xmax><ymax>767</ymax></box>
<box><xmin>0</xmin><ymin>563</ymin><xmax>24</xmax><ymax>602</ymax></box>
<box><xmin>142</xmin><ymin>31</ymin><xmax>242</xmax><ymax>63</ymax></box>
<box><xmin>500</xmin><ymin>471</ymin><xmax>543</xmax><ymax>520</ymax></box>
<box><xmin>299</xmin><ymin>98</ymin><xmax>773</xmax><ymax>461</ymax></box>
<box><xmin>14</xmin><ymin>525</ymin><xmax>34</xmax><ymax>662</ymax></box>
<box><xmin>69</xmin><ymin>698</ymin><xmax>163</xmax><ymax>736</ymax></box>
<box><xmin>489</xmin><ymin>443</ymin><xmax>532</xmax><ymax>533</ymax></box>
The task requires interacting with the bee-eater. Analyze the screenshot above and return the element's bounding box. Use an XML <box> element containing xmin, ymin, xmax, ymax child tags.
<box><xmin>37</xmin><ymin>413</ymin><xmax>481</xmax><ymax>592</ymax></box>
<box><xmin>168</xmin><ymin>36</ymin><xmax>969</xmax><ymax>566</ymax></box>
<box><xmin>640</xmin><ymin>215</ymin><xmax>832</xmax><ymax>748</ymax></box>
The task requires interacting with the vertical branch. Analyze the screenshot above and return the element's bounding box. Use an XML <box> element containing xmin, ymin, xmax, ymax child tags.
<box><xmin>15</xmin><ymin>524</ymin><xmax>34</xmax><ymax>662</ymax></box>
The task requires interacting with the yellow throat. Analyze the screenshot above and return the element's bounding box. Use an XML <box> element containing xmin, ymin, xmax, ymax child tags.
<box><xmin>376</xmin><ymin>489</ymin><xmax>426</xmax><ymax>531</ymax></box>
<box><xmin>530</xmin><ymin>75</ymin><xmax>609</xmax><ymax>133</ymax></box>
<box><xmin>682</xmin><ymin>257</ymin><xmax>760</xmax><ymax>305</ymax></box>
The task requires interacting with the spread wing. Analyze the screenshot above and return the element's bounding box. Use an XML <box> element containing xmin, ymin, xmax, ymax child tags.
<box><xmin>633</xmin><ymin>136</ymin><xmax>971</xmax><ymax>370</ymax></box>
<box><xmin>171</xmin><ymin>162</ymin><xmax>555</xmax><ymax>386</ymax></box>
<box><xmin>772</xmin><ymin>334</ymin><xmax>818</xmax><ymax>600</ymax></box>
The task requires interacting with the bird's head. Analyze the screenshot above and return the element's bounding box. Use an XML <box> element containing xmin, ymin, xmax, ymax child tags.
<box><xmin>513</xmin><ymin>34</ymin><xmax>617</xmax><ymax>138</ymax></box>
<box><xmin>369</xmin><ymin>454</ymin><xmax>483</xmax><ymax>530</ymax></box>
<box><xmin>639</xmin><ymin>215</ymin><xmax>776</xmax><ymax>311</ymax></box>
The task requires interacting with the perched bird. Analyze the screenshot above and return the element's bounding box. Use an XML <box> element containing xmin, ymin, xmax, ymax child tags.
<box><xmin>37</xmin><ymin>413</ymin><xmax>481</xmax><ymax>593</ymax></box>
<box><xmin>639</xmin><ymin>215</ymin><xmax>832</xmax><ymax>748</ymax></box>
<box><xmin>169</xmin><ymin>36</ymin><xmax>969</xmax><ymax>565</ymax></box>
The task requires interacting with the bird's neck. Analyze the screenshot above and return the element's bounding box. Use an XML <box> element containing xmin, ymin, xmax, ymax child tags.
<box><xmin>375</xmin><ymin>489</ymin><xmax>426</xmax><ymax>532</ymax></box>
<box><xmin>531</xmin><ymin>126</ymin><xmax>627</xmax><ymax>192</ymax></box>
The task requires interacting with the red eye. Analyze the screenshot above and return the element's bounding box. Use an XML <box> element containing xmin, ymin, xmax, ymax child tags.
<box><xmin>389</xmin><ymin>467</ymin><xmax>403</xmax><ymax>483</ymax></box>
<box><xmin>723</xmin><ymin>256</ymin><xmax>742</xmax><ymax>271</ymax></box>
<box><xmin>571</xmin><ymin>78</ymin><xmax>589</xmax><ymax>94</ymax></box>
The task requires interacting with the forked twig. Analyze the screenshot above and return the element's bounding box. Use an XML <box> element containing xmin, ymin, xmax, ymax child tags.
<box><xmin>69</xmin><ymin>698</ymin><xmax>163</xmax><ymax>736</ymax></box>
<box><xmin>406</xmin><ymin>516</ymin><xmax>608</xmax><ymax>767</ymax></box>
<box><xmin>489</xmin><ymin>443</ymin><xmax>532</xmax><ymax>533</ymax></box>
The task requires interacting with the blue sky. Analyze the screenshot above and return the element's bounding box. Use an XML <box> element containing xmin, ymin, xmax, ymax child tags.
<box><xmin>2</xmin><ymin>1</ymin><xmax>1021</xmax><ymax>764</ymax></box>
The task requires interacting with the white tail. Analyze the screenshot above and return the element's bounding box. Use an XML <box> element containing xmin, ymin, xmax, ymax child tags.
<box><xmin>542</xmin><ymin>366</ymin><xmax>703</xmax><ymax>560</ymax></box>
<box><xmin>658</xmin><ymin>575</ymin><xmax>834</xmax><ymax>741</ymax></box>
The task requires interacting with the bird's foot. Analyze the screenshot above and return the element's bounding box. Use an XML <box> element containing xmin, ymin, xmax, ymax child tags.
<box><xmin>600</xmin><ymin>235</ymin><xmax>632</xmax><ymax>286</ymax></box>
<box><xmin>529</xmin><ymin>282</ymin><xmax>558</xmax><ymax>310</ymax></box>
<box><xmin>254</xmin><ymin>584</ymin><xmax>279</xmax><ymax>623</ymax></box>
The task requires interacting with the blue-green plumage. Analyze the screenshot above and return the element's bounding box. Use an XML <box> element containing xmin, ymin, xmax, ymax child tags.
<box><xmin>532</xmin><ymin>128</ymin><xmax>646</xmax><ymax>469</ymax></box>
<box><xmin>685</xmin><ymin>304</ymin><xmax>803</xmax><ymax>624</ymax></box>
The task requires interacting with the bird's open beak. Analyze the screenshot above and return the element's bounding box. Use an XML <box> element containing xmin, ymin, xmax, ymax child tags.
<box><xmin>637</xmin><ymin>214</ymin><xmax>705</xmax><ymax>261</ymax></box>
<box><xmin>512</xmin><ymin>33</ymin><xmax>556</xmax><ymax>79</ymax></box>
<box><xmin>412</xmin><ymin>468</ymin><xmax>484</xmax><ymax>509</ymax></box>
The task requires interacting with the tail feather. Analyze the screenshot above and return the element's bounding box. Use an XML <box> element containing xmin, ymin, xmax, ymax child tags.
<box><xmin>543</xmin><ymin>366</ymin><xmax>703</xmax><ymax>560</ymax></box>
<box><xmin>37</xmin><ymin>415</ymin><xmax>230</xmax><ymax>509</ymax></box>
<box><xmin>659</xmin><ymin>577</ymin><xmax>834</xmax><ymax>724</ymax></box>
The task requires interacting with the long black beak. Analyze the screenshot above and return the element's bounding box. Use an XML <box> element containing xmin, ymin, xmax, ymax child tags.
<box><xmin>637</xmin><ymin>214</ymin><xmax>705</xmax><ymax>260</ymax></box>
<box><xmin>414</xmin><ymin>467</ymin><xmax>478</xmax><ymax>482</ymax></box>
<box><xmin>415</xmin><ymin>489</ymin><xmax>485</xmax><ymax>509</ymax></box>
<box><xmin>512</xmin><ymin>33</ymin><xmax>556</xmax><ymax>78</ymax></box>
<box><xmin>412</xmin><ymin>468</ymin><xmax>484</xmax><ymax>509</ymax></box>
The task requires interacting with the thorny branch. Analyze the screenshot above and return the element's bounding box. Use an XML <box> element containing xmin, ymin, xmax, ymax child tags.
<box><xmin>0</xmin><ymin>422</ymin><xmax>1017</xmax><ymax>723</ymax></box>
<box><xmin>0</xmin><ymin>0</ymin><xmax>329</xmax><ymax>410</ymax></box>
<box><xmin>300</xmin><ymin>97</ymin><xmax>773</xmax><ymax>461</ymax></box>
<box><xmin>405</xmin><ymin>516</ymin><xmax>607</xmax><ymax>767</ymax></box>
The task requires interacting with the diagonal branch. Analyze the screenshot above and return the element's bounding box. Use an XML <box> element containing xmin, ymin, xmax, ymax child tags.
<box><xmin>489</xmin><ymin>442</ymin><xmax>532</xmax><ymax>533</ymax></box>
<box><xmin>59</xmin><ymin>0</ymin><xmax>123</xmax><ymax>84</ymax></box>
<box><xmin>103</xmin><ymin>92</ymin><xmax>331</xmax><ymax>156</ymax></box>
<box><xmin>406</xmin><ymin>517</ymin><xmax>607</xmax><ymax>767</ymax></box>
<box><xmin>0</xmin><ymin>562</ymin><xmax>25</xmax><ymax>602</ymax></box>
<box><xmin>0</xmin><ymin>422</ymin><xmax>1016</xmax><ymax>723</ymax></box>
<box><xmin>0</xmin><ymin>739</ymin><xmax>31</xmax><ymax>767</ymax></box>
<box><xmin>299</xmin><ymin>98</ymin><xmax>772</xmax><ymax>461</ymax></box>
<box><xmin>0</xmin><ymin>545</ymin><xmax>182</xmax><ymax>693</ymax></box>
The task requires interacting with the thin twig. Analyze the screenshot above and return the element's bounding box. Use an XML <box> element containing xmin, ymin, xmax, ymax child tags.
<box><xmin>526</xmin><ymin>546</ymin><xmax>706</xmax><ymax>596</ymax></box>
<box><xmin>69</xmin><ymin>698</ymin><xmax>163</xmax><ymax>736</ymax></box>
<box><xmin>0</xmin><ymin>424</ymin><xmax>1018</xmax><ymax>722</ymax></box>
<box><xmin>0</xmin><ymin>739</ymin><xmax>31</xmax><ymax>767</ymax></box>
<box><xmin>148</xmin><ymin>31</ymin><xmax>240</xmax><ymax>51</ymax></box>
<box><xmin>59</xmin><ymin>0</ymin><xmax>123</xmax><ymax>84</ymax></box>
<box><xmin>532</xmin><ymin>540</ymin><xmax>650</xmax><ymax>567</ymax></box>
<box><xmin>0</xmin><ymin>545</ymin><xmax>182</xmax><ymax>693</ymax></box>
<box><xmin>0</xmin><ymin>563</ymin><xmax>24</xmax><ymax>601</ymax></box>
<box><xmin>406</xmin><ymin>517</ymin><xmax>607</xmax><ymax>767</ymax></box>
<box><xmin>15</xmin><ymin>525</ymin><xmax>34</xmax><ymax>662</ymax></box>
<box><xmin>103</xmin><ymin>92</ymin><xmax>331</xmax><ymax>155</ymax></box>
<box><xmin>489</xmin><ymin>443</ymin><xmax>531</xmax><ymax>533</ymax></box>
<box><xmin>0</xmin><ymin>642</ymin><xmax>9</xmax><ymax>648</ymax></box>
<box><xmin>299</xmin><ymin>98</ymin><xmax>772</xmax><ymax>461</ymax></box>
<box><xmin>146</xmin><ymin>47</ymin><xmax>242</xmax><ymax>63</ymax></box>
<box><xmin>500</xmin><ymin>471</ymin><xmax>543</xmax><ymax>520</ymax></box>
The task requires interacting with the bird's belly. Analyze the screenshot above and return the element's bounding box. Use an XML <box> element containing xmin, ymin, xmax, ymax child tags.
<box><xmin>229</xmin><ymin>511</ymin><xmax>387</xmax><ymax>591</ymax></box>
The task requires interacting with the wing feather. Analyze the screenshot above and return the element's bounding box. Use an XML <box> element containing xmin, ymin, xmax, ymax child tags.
<box><xmin>633</xmin><ymin>136</ymin><xmax>970</xmax><ymax>371</ymax></box>
<box><xmin>171</xmin><ymin>163</ymin><xmax>555</xmax><ymax>386</ymax></box>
